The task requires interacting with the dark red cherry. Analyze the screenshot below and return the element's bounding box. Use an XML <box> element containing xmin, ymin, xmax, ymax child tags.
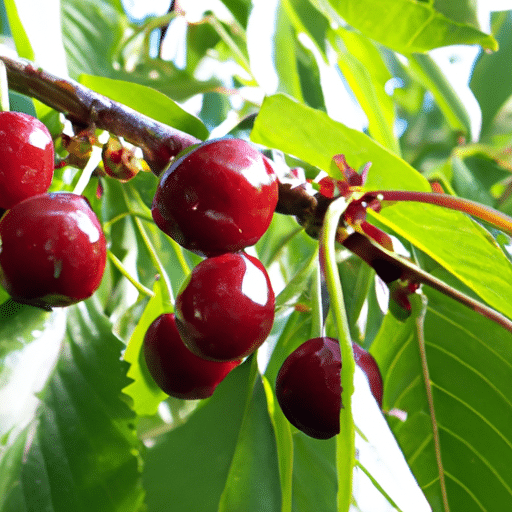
<box><xmin>151</xmin><ymin>138</ymin><xmax>278</xmax><ymax>257</ymax></box>
<box><xmin>143</xmin><ymin>313</ymin><xmax>240</xmax><ymax>399</ymax></box>
<box><xmin>276</xmin><ymin>337</ymin><xmax>341</xmax><ymax>439</ymax></box>
<box><xmin>0</xmin><ymin>193</ymin><xmax>106</xmax><ymax>308</ymax></box>
<box><xmin>352</xmin><ymin>342</ymin><xmax>384</xmax><ymax>408</ymax></box>
<box><xmin>175</xmin><ymin>252</ymin><xmax>275</xmax><ymax>361</ymax></box>
<box><xmin>275</xmin><ymin>338</ymin><xmax>383</xmax><ymax>439</ymax></box>
<box><xmin>0</xmin><ymin>111</ymin><xmax>54</xmax><ymax>209</ymax></box>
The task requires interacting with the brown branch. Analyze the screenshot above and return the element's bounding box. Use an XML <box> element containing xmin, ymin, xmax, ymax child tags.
<box><xmin>0</xmin><ymin>53</ymin><xmax>200</xmax><ymax>174</ymax></box>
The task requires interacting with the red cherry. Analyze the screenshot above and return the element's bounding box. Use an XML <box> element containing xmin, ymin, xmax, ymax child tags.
<box><xmin>275</xmin><ymin>338</ymin><xmax>383</xmax><ymax>439</ymax></box>
<box><xmin>151</xmin><ymin>138</ymin><xmax>278</xmax><ymax>257</ymax></box>
<box><xmin>0</xmin><ymin>112</ymin><xmax>54</xmax><ymax>209</ymax></box>
<box><xmin>276</xmin><ymin>337</ymin><xmax>341</xmax><ymax>439</ymax></box>
<box><xmin>175</xmin><ymin>252</ymin><xmax>275</xmax><ymax>361</ymax></box>
<box><xmin>0</xmin><ymin>193</ymin><xmax>106</xmax><ymax>308</ymax></box>
<box><xmin>352</xmin><ymin>342</ymin><xmax>384</xmax><ymax>408</ymax></box>
<box><xmin>143</xmin><ymin>313</ymin><xmax>240</xmax><ymax>399</ymax></box>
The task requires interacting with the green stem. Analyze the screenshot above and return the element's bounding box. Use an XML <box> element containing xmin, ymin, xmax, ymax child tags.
<box><xmin>206</xmin><ymin>16</ymin><xmax>257</xmax><ymax>82</ymax></box>
<box><xmin>0</xmin><ymin>60</ymin><xmax>9</xmax><ymax>112</ymax></box>
<box><xmin>355</xmin><ymin>461</ymin><xmax>403</xmax><ymax>512</ymax></box>
<box><xmin>116</xmin><ymin>11</ymin><xmax>178</xmax><ymax>62</ymax></box>
<box><xmin>134</xmin><ymin>215</ymin><xmax>174</xmax><ymax>305</ymax></box>
<box><xmin>102</xmin><ymin>211</ymin><xmax>154</xmax><ymax>231</ymax></box>
<box><xmin>107</xmin><ymin>250</ymin><xmax>155</xmax><ymax>298</ymax></box>
<box><xmin>371</xmin><ymin>190</ymin><xmax>512</xmax><ymax>237</ymax></box>
<box><xmin>310</xmin><ymin>262</ymin><xmax>325</xmax><ymax>339</ymax></box>
<box><xmin>319</xmin><ymin>195</ymin><xmax>355</xmax><ymax>512</ymax></box>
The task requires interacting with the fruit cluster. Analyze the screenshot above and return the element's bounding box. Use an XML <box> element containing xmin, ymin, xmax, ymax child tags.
<box><xmin>0</xmin><ymin>111</ymin><xmax>106</xmax><ymax>308</ymax></box>
<box><xmin>276</xmin><ymin>337</ymin><xmax>384</xmax><ymax>439</ymax></box>
<box><xmin>144</xmin><ymin>138</ymin><xmax>278</xmax><ymax>399</ymax></box>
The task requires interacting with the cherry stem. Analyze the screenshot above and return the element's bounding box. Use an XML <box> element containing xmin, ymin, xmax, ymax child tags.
<box><xmin>319</xmin><ymin>195</ymin><xmax>356</xmax><ymax>512</ymax></box>
<box><xmin>342</xmin><ymin>232</ymin><xmax>512</xmax><ymax>333</ymax></box>
<box><xmin>107</xmin><ymin>251</ymin><xmax>155</xmax><ymax>298</ymax></box>
<box><xmin>413</xmin><ymin>295</ymin><xmax>451</xmax><ymax>511</ymax></box>
<box><xmin>0</xmin><ymin>53</ymin><xmax>200</xmax><ymax>175</ymax></box>
<box><xmin>370</xmin><ymin>190</ymin><xmax>512</xmax><ymax>236</ymax></box>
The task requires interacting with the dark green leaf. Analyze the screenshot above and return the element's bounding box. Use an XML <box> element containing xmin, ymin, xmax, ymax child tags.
<box><xmin>2</xmin><ymin>300</ymin><xmax>143</xmax><ymax>512</ymax></box>
<box><xmin>143</xmin><ymin>360</ymin><xmax>252</xmax><ymax>512</ymax></box>
<box><xmin>218</xmin><ymin>0</ymin><xmax>252</xmax><ymax>29</ymax></box>
<box><xmin>372</xmin><ymin>287</ymin><xmax>512</xmax><ymax>511</ymax></box>
<box><xmin>218</xmin><ymin>364</ymin><xmax>281</xmax><ymax>512</ymax></box>
<box><xmin>61</xmin><ymin>0</ymin><xmax>126</xmax><ymax>79</ymax></box>
<box><xmin>329</xmin><ymin>27</ymin><xmax>399</xmax><ymax>153</ymax></box>
<box><xmin>433</xmin><ymin>0</ymin><xmax>479</xmax><ymax>27</ymax></box>
<box><xmin>470</xmin><ymin>11</ymin><xmax>512</xmax><ymax>139</ymax></box>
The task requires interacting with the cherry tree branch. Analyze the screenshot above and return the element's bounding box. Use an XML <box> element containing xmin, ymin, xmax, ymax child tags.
<box><xmin>0</xmin><ymin>53</ymin><xmax>200</xmax><ymax>174</ymax></box>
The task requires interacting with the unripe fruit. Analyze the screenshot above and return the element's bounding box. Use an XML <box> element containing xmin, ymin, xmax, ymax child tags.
<box><xmin>175</xmin><ymin>252</ymin><xmax>275</xmax><ymax>361</ymax></box>
<box><xmin>151</xmin><ymin>138</ymin><xmax>278</xmax><ymax>257</ymax></box>
<box><xmin>0</xmin><ymin>193</ymin><xmax>106</xmax><ymax>308</ymax></box>
<box><xmin>143</xmin><ymin>313</ymin><xmax>240</xmax><ymax>399</ymax></box>
<box><xmin>0</xmin><ymin>111</ymin><xmax>54</xmax><ymax>209</ymax></box>
<box><xmin>276</xmin><ymin>338</ymin><xmax>383</xmax><ymax>439</ymax></box>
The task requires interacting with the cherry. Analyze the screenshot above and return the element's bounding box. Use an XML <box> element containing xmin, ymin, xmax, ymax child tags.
<box><xmin>143</xmin><ymin>313</ymin><xmax>240</xmax><ymax>399</ymax></box>
<box><xmin>0</xmin><ymin>193</ymin><xmax>106</xmax><ymax>308</ymax></box>
<box><xmin>0</xmin><ymin>111</ymin><xmax>54</xmax><ymax>210</ymax></box>
<box><xmin>352</xmin><ymin>342</ymin><xmax>384</xmax><ymax>408</ymax></box>
<box><xmin>151</xmin><ymin>138</ymin><xmax>278</xmax><ymax>257</ymax></box>
<box><xmin>275</xmin><ymin>338</ymin><xmax>383</xmax><ymax>439</ymax></box>
<box><xmin>175</xmin><ymin>252</ymin><xmax>275</xmax><ymax>361</ymax></box>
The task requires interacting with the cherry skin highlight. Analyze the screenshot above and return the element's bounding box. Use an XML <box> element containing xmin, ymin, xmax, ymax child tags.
<box><xmin>275</xmin><ymin>338</ymin><xmax>383</xmax><ymax>439</ymax></box>
<box><xmin>151</xmin><ymin>138</ymin><xmax>278</xmax><ymax>257</ymax></box>
<box><xmin>143</xmin><ymin>313</ymin><xmax>240</xmax><ymax>399</ymax></box>
<box><xmin>175</xmin><ymin>252</ymin><xmax>275</xmax><ymax>361</ymax></box>
<box><xmin>0</xmin><ymin>193</ymin><xmax>106</xmax><ymax>308</ymax></box>
<box><xmin>0</xmin><ymin>111</ymin><xmax>54</xmax><ymax>209</ymax></box>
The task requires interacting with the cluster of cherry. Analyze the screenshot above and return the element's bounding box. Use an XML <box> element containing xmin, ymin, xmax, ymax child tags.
<box><xmin>0</xmin><ymin>112</ymin><xmax>106</xmax><ymax>309</ymax></box>
<box><xmin>145</xmin><ymin>138</ymin><xmax>384</xmax><ymax>439</ymax></box>
<box><xmin>0</xmin><ymin>110</ymin><xmax>383</xmax><ymax>440</ymax></box>
<box><xmin>144</xmin><ymin>138</ymin><xmax>278</xmax><ymax>398</ymax></box>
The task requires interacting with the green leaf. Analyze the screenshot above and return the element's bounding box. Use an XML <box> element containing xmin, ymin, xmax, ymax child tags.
<box><xmin>324</xmin><ymin>0</ymin><xmax>497</xmax><ymax>53</ymax></box>
<box><xmin>218</xmin><ymin>361</ymin><xmax>281</xmax><ymax>512</ymax></box>
<box><xmin>122</xmin><ymin>280</ymin><xmax>168</xmax><ymax>416</ymax></box>
<box><xmin>272</xmin><ymin>5</ymin><xmax>304</xmax><ymax>103</ymax></box>
<box><xmin>143</xmin><ymin>360</ymin><xmax>253</xmax><ymax>512</ymax></box>
<box><xmin>3</xmin><ymin>0</ymin><xmax>34</xmax><ymax>60</ymax></box>
<box><xmin>433</xmin><ymin>0</ymin><xmax>479</xmax><ymax>27</ymax></box>
<box><xmin>251</xmin><ymin>94</ymin><xmax>428</xmax><ymax>191</ymax></box>
<box><xmin>372</xmin><ymin>285</ymin><xmax>512</xmax><ymax>511</ymax></box>
<box><xmin>282</xmin><ymin>0</ymin><xmax>329</xmax><ymax>56</ymax></box>
<box><xmin>329</xmin><ymin>27</ymin><xmax>400</xmax><ymax>153</ymax></box>
<box><xmin>470</xmin><ymin>11</ymin><xmax>512</xmax><ymax>139</ymax></box>
<box><xmin>408</xmin><ymin>53</ymin><xmax>472</xmax><ymax>136</ymax></box>
<box><xmin>0</xmin><ymin>302</ymin><xmax>65</xmax><ymax>442</ymax></box>
<box><xmin>61</xmin><ymin>0</ymin><xmax>126</xmax><ymax>79</ymax></box>
<box><xmin>292</xmin><ymin>435</ymin><xmax>337</xmax><ymax>512</ymax></box>
<box><xmin>1</xmin><ymin>300</ymin><xmax>143</xmax><ymax>512</ymax></box>
<box><xmin>79</xmin><ymin>74</ymin><xmax>209</xmax><ymax>140</ymax></box>
<box><xmin>218</xmin><ymin>0</ymin><xmax>252</xmax><ymax>29</ymax></box>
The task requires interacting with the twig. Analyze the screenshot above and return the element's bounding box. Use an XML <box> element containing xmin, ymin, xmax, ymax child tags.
<box><xmin>0</xmin><ymin>53</ymin><xmax>200</xmax><ymax>174</ymax></box>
